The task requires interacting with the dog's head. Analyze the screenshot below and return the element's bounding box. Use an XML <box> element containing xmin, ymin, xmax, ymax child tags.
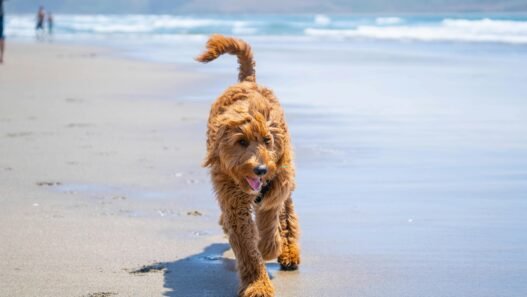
<box><xmin>205</xmin><ymin>90</ymin><xmax>288</xmax><ymax>195</ymax></box>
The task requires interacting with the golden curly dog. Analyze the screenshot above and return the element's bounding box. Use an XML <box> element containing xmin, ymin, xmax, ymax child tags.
<box><xmin>196</xmin><ymin>34</ymin><xmax>301</xmax><ymax>297</ymax></box>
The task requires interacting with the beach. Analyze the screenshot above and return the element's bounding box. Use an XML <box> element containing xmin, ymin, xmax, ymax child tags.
<box><xmin>2</xmin><ymin>15</ymin><xmax>527</xmax><ymax>297</ymax></box>
<box><xmin>0</xmin><ymin>42</ymin><xmax>222</xmax><ymax>297</ymax></box>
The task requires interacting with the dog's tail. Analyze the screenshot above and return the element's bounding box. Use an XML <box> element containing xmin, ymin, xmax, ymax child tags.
<box><xmin>196</xmin><ymin>34</ymin><xmax>256</xmax><ymax>83</ymax></box>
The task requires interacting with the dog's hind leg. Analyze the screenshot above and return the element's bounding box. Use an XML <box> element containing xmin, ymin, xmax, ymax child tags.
<box><xmin>256</xmin><ymin>207</ymin><xmax>283</xmax><ymax>261</ymax></box>
<box><xmin>221</xmin><ymin>197</ymin><xmax>274</xmax><ymax>297</ymax></box>
<box><xmin>277</xmin><ymin>194</ymin><xmax>301</xmax><ymax>270</ymax></box>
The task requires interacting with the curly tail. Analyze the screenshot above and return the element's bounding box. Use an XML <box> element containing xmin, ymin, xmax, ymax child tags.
<box><xmin>196</xmin><ymin>34</ymin><xmax>256</xmax><ymax>83</ymax></box>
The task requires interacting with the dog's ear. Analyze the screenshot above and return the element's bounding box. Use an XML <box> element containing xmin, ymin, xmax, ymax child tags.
<box><xmin>203</xmin><ymin>153</ymin><xmax>215</xmax><ymax>168</ymax></box>
<box><xmin>270</xmin><ymin>119</ymin><xmax>295</xmax><ymax>184</ymax></box>
<box><xmin>203</xmin><ymin>124</ymin><xmax>228</xmax><ymax>168</ymax></box>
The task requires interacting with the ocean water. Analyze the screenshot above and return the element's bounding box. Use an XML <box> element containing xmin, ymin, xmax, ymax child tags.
<box><xmin>6</xmin><ymin>14</ymin><xmax>527</xmax><ymax>296</ymax></box>
<box><xmin>5</xmin><ymin>14</ymin><xmax>527</xmax><ymax>44</ymax></box>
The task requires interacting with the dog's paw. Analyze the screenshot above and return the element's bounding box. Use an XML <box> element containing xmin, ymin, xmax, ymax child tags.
<box><xmin>239</xmin><ymin>278</ymin><xmax>274</xmax><ymax>297</ymax></box>
<box><xmin>278</xmin><ymin>243</ymin><xmax>300</xmax><ymax>271</ymax></box>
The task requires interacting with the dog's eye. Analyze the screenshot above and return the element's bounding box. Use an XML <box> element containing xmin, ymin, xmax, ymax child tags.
<box><xmin>238</xmin><ymin>139</ymin><xmax>249</xmax><ymax>147</ymax></box>
<box><xmin>263</xmin><ymin>136</ymin><xmax>272</xmax><ymax>145</ymax></box>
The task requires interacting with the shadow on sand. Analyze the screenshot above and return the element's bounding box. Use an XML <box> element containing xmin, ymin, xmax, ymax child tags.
<box><xmin>131</xmin><ymin>243</ymin><xmax>283</xmax><ymax>297</ymax></box>
<box><xmin>131</xmin><ymin>243</ymin><xmax>238</xmax><ymax>297</ymax></box>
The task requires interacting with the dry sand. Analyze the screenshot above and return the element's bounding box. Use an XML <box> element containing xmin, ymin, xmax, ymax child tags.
<box><xmin>0</xmin><ymin>42</ymin><xmax>246</xmax><ymax>297</ymax></box>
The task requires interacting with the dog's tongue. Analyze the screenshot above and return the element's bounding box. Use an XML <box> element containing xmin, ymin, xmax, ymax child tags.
<box><xmin>246</xmin><ymin>177</ymin><xmax>261</xmax><ymax>191</ymax></box>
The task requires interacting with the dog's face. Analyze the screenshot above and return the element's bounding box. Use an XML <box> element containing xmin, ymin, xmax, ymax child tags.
<box><xmin>207</xmin><ymin>98</ymin><xmax>285</xmax><ymax>195</ymax></box>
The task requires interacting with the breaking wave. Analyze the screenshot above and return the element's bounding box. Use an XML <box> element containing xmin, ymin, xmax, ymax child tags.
<box><xmin>5</xmin><ymin>14</ymin><xmax>527</xmax><ymax>44</ymax></box>
<box><xmin>305</xmin><ymin>18</ymin><xmax>527</xmax><ymax>44</ymax></box>
<box><xmin>375</xmin><ymin>17</ymin><xmax>403</xmax><ymax>25</ymax></box>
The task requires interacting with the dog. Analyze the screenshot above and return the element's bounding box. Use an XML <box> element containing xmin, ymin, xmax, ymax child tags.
<box><xmin>196</xmin><ymin>35</ymin><xmax>301</xmax><ymax>297</ymax></box>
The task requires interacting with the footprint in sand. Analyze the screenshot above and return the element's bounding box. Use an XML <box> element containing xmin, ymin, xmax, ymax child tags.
<box><xmin>66</xmin><ymin>123</ymin><xmax>93</xmax><ymax>128</ymax></box>
<box><xmin>36</xmin><ymin>181</ymin><xmax>62</xmax><ymax>187</ymax></box>
<box><xmin>85</xmin><ymin>293</ymin><xmax>117</xmax><ymax>297</ymax></box>
<box><xmin>6</xmin><ymin>132</ymin><xmax>33</xmax><ymax>138</ymax></box>
<box><xmin>187</xmin><ymin>210</ymin><xmax>203</xmax><ymax>216</ymax></box>
<box><xmin>65</xmin><ymin>98</ymin><xmax>84</xmax><ymax>103</ymax></box>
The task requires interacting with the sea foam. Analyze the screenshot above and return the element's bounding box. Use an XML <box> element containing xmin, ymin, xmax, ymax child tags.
<box><xmin>5</xmin><ymin>14</ymin><xmax>527</xmax><ymax>44</ymax></box>
<box><xmin>305</xmin><ymin>18</ymin><xmax>527</xmax><ymax>44</ymax></box>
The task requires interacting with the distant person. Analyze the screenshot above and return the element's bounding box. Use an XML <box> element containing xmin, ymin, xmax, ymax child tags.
<box><xmin>36</xmin><ymin>6</ymin><xmax>45</xmax><ymax>32</ymax></box>
<box><xmin>0</xmin><ymin>0</ymin><xmax>6</xmax><ymax>64</ymax></box>
<box><xmin>47</xmin><ymin>12</ymin><xmax>53</xmax><ymax>34</ymax></box>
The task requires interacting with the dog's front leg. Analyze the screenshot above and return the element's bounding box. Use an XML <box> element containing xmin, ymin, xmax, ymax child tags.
<box><xmin>278</xmin><ymin>195</ymin><xmax>301</xmax><ymax>270</ymax></box>
<box><xmin>223</xmin><ymin>198</ymin><xmax>274</xmax><ymax>297</ymax></box>
<box><xmin>256</xmin><ymin>207</ymin><xmax>282</xmax><ymax>261</ymax></box>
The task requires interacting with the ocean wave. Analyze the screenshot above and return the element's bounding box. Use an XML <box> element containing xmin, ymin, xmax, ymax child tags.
<box><xmin>232</xmin><ymin>21</ymin><xmax>258</xmax><ymax>35</ymax></box>
<box><xmin>5</xmin><ymin>14</ymin><xmax>527</xmax><ymax>45</ymax></box>
<box><xmin>305</xmin><ymin>18</ymin><xmax>527</xmax><ymax>44</ymax></box>
<box><xmin>5</xmin><ymin>14</ymin><xmax>244</xmax><ymax>36</ymax></box>
<box><xmin>442</xmin><ymin>18</ymin><xmax>527</xmax><ymax>34</ymax></box>
<box><xmin>66</xmin><ymin>15</ymin><xmax>237</xmax><ymax>33</ymax></box>
<box><xmin>375</xmin><ymin>17</ymin><xmax>403</xmax><ymax>25</ymax></box>
<box><xmin>314</xmin><ymin>14</ymin><xmax>331</xmax><ymax>26</ymax></box>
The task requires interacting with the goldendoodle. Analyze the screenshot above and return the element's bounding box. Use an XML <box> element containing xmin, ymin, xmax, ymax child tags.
<box><xmin>197</xmin><ymin>34</ymin><xmax>301</xmax><ymax>297</ymax></box>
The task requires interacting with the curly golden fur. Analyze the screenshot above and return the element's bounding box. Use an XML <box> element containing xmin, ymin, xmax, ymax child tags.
<box><xmin>197</xmin><ymin>34</ymin><xmax>301</xmax><ymax>297</ymax></box>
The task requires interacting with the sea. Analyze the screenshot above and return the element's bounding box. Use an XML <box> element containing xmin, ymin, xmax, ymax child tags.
<box><xmin>5</xmin><ymin>14</ymin><xmax>527</xmax><ymax>296</ymax></box>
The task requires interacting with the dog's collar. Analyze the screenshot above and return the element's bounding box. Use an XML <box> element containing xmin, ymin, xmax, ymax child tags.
<box><xmin>255</xmin><ymin>181</ymin><xmax>271</xmax><ymax>204</ymax></box>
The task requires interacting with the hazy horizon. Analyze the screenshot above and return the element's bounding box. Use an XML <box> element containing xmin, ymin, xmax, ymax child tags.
<box><xmin>3</xmin><ymin>0</ymin><xmax>527</xmax><ymax>14</ymax></box>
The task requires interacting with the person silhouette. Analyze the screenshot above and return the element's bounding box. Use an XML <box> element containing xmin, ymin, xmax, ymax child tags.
<box><xmin>47</xmin><ymin>12</ymin><xmax>53</xmax><ymax>35</ymax></box>
<box><xmin>36</xmin><ymin>6</ymin><xmax>45</xmax><ymax>30</ymax></box>
<box><xmin>0</xmin><ymin>0</ymin><xmax>6</xmax><ymax>64</ymax></box>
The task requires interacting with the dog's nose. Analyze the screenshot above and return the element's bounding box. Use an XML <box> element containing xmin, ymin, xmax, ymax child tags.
<box><xmin>253</xmin><ymin>165</ymin><xmax>268</xmax><ymax>176</ymax></box>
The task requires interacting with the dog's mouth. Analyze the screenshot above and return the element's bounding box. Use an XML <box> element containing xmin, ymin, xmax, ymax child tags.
<box><xmin>245</xmin><ymin>176</ymin><xmax>262</xmax><ymax>192</ymax></box>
